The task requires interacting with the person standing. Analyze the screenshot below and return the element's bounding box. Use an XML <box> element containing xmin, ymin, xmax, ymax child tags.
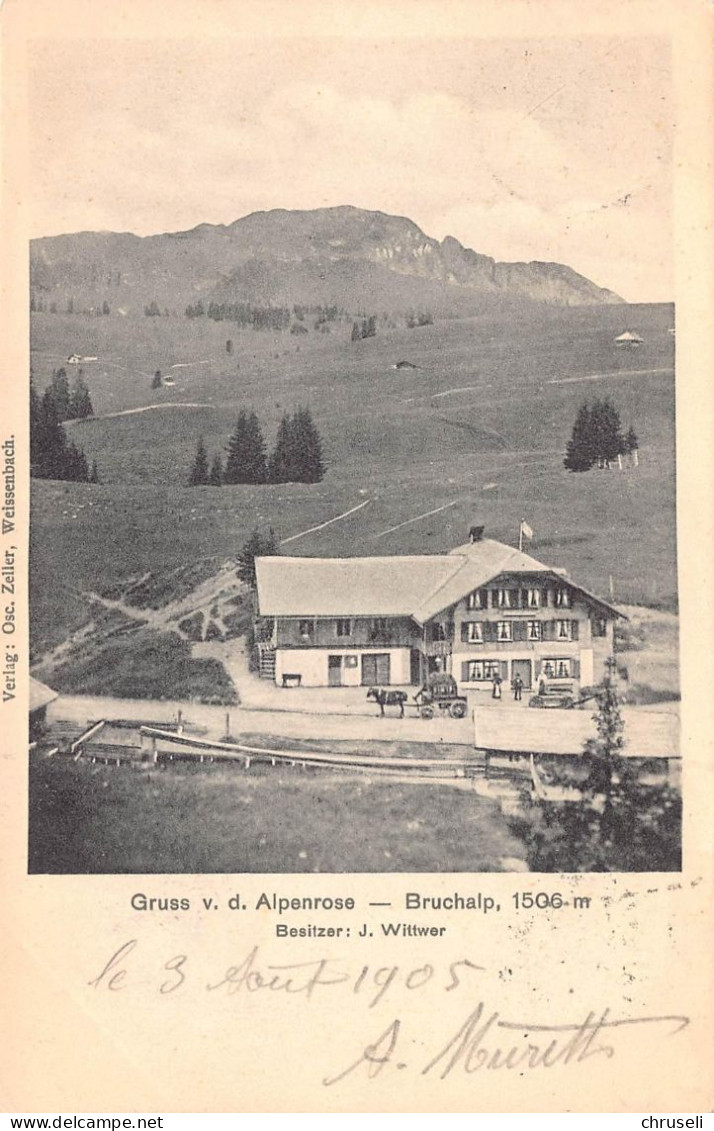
<box><xmin>492</xmin><ymin>673</ymin><xmax>502</xmax><ymax>700</ymax></box>
<box><xmin>513</xmin><ymin>673</ymin><xmax>523</xmax><ymax>701</ymax></box>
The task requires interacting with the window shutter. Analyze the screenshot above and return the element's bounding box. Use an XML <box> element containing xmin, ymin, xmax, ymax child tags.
<box><xmin>571</xmin><ymin>619</ymin><xmax>579</xmax><ymax>641</ymax></box>
<box><xmin>461</xmin><ymin>623</ymin><xmax>469</xmax><ymax>643</ymax></box>
<box><xmin>461</xmin><ymin>662</ymin><xmax>470</xmax><ymax>682</ymax></box>
<box><xmin>542</xmin><ymin>619</ymin><xmax>555</xmax><ymax>641</ymax></box>
<box><xmin>520</xmin><ymin>589</ymin><xmax>528</xmax><ymax>609</ymax></box>
<box><xmin>500</xmin><ymin>661</ymin><xmax>509</xmax><ymax>681</ymax></box>
<box><xmin>483</xmin><ymin>620</ymin><xmax>494</xmax><ymax>642</ymax></box>
<box><xmin>513</xmin><ymin>619</ymin><xmax>527</xmax><ymax>642</ymax></box>
<box><xmin>572</xmin><ymin>658</ymin><xmax>580</xmax><ymax>679</ymax></box>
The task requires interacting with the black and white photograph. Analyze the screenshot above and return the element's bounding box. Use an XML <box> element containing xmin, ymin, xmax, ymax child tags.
<box><xmin>24</xmin><ymin>29</ymin><xmax>681</xmax><ymax>877</ymax></box>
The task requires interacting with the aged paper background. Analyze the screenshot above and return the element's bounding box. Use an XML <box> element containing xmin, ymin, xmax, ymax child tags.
<box><xmin>1</xmin><ymin>0</ymin><xmax>713</xmax><ymax>1114</ymax></box>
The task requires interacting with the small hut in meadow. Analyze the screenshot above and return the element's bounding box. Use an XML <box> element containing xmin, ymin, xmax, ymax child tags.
<box><xmin>614</xmin><ymin>331</ymin><xmax>643</xmax><ymax>348</ymax></box>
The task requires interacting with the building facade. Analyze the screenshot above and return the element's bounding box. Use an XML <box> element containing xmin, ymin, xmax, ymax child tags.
<box><xmin>254</xmin><ymin>536</ymin><xmax>621</xmax><ymax>693</ymax></box>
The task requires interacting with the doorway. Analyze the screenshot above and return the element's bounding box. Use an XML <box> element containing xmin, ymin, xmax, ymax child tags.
<box><xmin>328</xmin><ymin>655</ymin><xmax>343</xmax><ymax>687</ymax></box>
<box><xmin>511</xmin><ymin>659</ymin><xmax>532</xmax><ymax>689</ymax></box>
<box><xmin>361</xmin><ymin>653</ymin><xmax>391</xmax><ymax>686</ymax></box>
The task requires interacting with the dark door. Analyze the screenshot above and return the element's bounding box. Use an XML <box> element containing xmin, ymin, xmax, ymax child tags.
<box><xmin>511</xmin><ymin>659</ymin><xmax>532</xmax><ymax>689</ymax></box>
<box><xmin>328</xmin><ymin>655</ymin><xmax>342</xmax><ymax>686</ymax></box>
<box><xmin>361</xmin><ymin>653</ymin><xmax>391</xmax><ymax>686</ymax></box>
<box><xmin>410</xmin><ymin>648</ymin><xmax>423</xmax><ymax>685</ymax></box>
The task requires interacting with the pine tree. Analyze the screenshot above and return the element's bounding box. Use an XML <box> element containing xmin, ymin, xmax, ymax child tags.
<box><xmin>188</xmin><ymin>437</ymin><xmax>210</xmax><ymax>486</ymax></box>
<box><xmin>292</xmin><ymin>406</ymin><xmax>325</xmax><ymax>483</ymax></box>
<box><xmin>237</xmin><ymin>528</ymin><xmax>280</xmax><ymax>588</ymax></box>
<box><xmin>208</xmin><ymin>454</ymin><xmax>223</xmax><ymax>486</ymax></box>
<box><xmin>152</xmin><ymin>370</ymin><xmax>163</xmax><ymax>389</ymax></box>
<box><xmin>590</xmin><ymin>398</ymin><xmax>625</xmax><ymax>467</ymax></box>
<box><xmin>563</xmin><ymin>403</ymin><xmax>594</xmax><ymax>471</ymax></box>
<box><xmin>49</xmin><ymin>368</ymin><xmax>71</xmax><ymax>422</ymax></box>
<box><xmin>624</xmin><ymin>425</ymin><xmax>639</xmax><ymax>454</ymax></box>
<box><xmin>31</xmin><ymin>383</ymin><xmax>91</xmax><ymax>481</ymax></box>
<box><xmin>224</xmin><ymin>411</ymin><xmax>268</xmax><ymax>484</ymax></box>
<box><xmin>268</xmin><ymin>408</ymin><xmax>325</xmax><ymax>484</ymax></box>
<box><xmin>267</xmin><ymin>413</ymin><xmax>296</xmax><ymax>484</ymax></box>
<box><xmin>69</xmin><ymin>372</ymin><xmax>94</xmax><ymax>419</ymax></box>
<box><xmin>564</xmin><ymin>399</ymin><xmax>627</xmax><ymax>472</ymax></box>
<box><xmin>89</xmin><ymin>460</ymin><xmax>100</xmax><ymax>484</ymax></box>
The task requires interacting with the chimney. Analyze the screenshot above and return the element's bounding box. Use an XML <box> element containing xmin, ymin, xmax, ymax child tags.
<box><xmin>469</xmin><ymin>525</ymin><xmax>484</xmax><ymax>543</ymax></box>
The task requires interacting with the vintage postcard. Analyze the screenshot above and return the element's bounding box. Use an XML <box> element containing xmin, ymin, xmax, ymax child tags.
<box><xmin>1</xmin><ymin>0</ymin><xmax>713</xmax><ymax>1114</ymax></box>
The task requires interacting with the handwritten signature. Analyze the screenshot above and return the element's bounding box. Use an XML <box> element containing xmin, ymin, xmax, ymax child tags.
<box><xmin>323</xmin><ymin>1003</ymin><xmax>690</xmax><ymax>1085</ymax></box>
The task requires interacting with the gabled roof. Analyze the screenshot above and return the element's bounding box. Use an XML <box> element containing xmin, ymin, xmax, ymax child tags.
<box><xmin>255</xmin><ymin>538</ymin><xmax>623</xmax><ymax>623</ymax></box>
<box><xmin>255</xmin><ymin>554</ymin><xmax>461</xmax><ymax>618</ymax></box>
<box><xmin>30</xmin><ymin>677</ymin><xmax>58</xmax><ymax>713</ymax></box>
<box><xmin>413</xmin><ymin>540</ymin><xmax>553</xmax><ymax>622</ymax></box>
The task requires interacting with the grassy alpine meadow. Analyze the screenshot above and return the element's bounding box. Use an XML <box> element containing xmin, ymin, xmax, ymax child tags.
<box><xmin>28</xmin><ymin>751</ymin><xmax>526</xmax><ymax>874</ymax></box>
<box><xmin>30</xmin><ymin>301</ymin><xmax>677</xmax><ymax>661</ymax></box>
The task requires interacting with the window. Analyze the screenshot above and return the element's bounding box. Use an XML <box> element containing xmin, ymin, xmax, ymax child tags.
<box><xmin>465</xmin><ymin>659</ymin><xmax>500</xmax><ymax>681</ymax></box>
<box><xmin>372</xmin><ymin>617</ymin><xmax>388</xmax><ymax>635</ymax></box>
<box><xmin>527</xmin><ymin>588</ymin><xmax>541</xmax><ymax>609</ymax></box>
<box><xmin>543</xmin><ymin>658</ymin><xmax>571</xmax><ymax>679</ymax></box>
<box><xmin>593</xmin><ymin>617</ymin><xmax>607</xmax><ymax>638</ymax></box>
<box><xmin>298</xmin><ymin>619</ymin><xmax>313</xmax><ymax>637</ymax></box>
<box><xmin>497</xmin><ymin>621</ymin><xmax>512</xmax><ymax>642</ymax></box>
<box><xmin>335</xmin><ymin>618</ymin><xmax>351</xmax><ymax>637</ymax></box>
<box><xmin>466</xmin><ymin>622</ymin><xmax>483</xmax><ymax>644</ymax></box>
<box><xmin>527</xmin><ymin>620</ymin><xmax>541</xmax><ymax>641</ymax></box>
<box><xmin>555</xmin><ymin>588</ymin><xmax>571</xmax><ymax>608</ymax></box>
<box><xmin>467</xmin><ymin>589</ymin><xmax>484</xmax><ymax>610</ymax></box>
<box><xmin>497</xmin><ymin>588</ymin><xmax>512</xmax><ymax>608</ymax></box>
<box><xmin>344</xmin><ymin>655</ymin><xmax>359</xmax><ymax>669</ymax></box>
<box><xmin>556</xmin><ymin>619</ymin><xmax>572</xmax><ymax>641</ymax></box>
<box><xmin>432</xmin><ymin>622</ymin><xmax>448</xmax><ymax>642</ymax></box>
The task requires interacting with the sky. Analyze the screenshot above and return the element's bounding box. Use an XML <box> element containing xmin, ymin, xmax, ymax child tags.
<box><xmin>28</xmin><ymin>35</ymin><xmax>673</xmax><ymax>301</ymax></box>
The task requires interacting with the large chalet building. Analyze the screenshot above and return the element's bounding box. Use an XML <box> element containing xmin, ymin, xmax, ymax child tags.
<box><xmin>254</xmin><ymin>533</ymin><xmax>622</xmax><ymax>693</ymax></box>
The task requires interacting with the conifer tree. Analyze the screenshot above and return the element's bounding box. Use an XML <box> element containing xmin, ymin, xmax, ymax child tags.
<box><xmin>224</xmin><ymin>411</ymin><xmax>267</xmax><ymax>484</ymax></box>
<box><xmin>188</xmin><ymin>437</ymin><xmax>210</xmax><ymax>486</ymax></box>
<box><xmin>563</xmin><ymin>403</ymin><xmax>594</xmax><ymax>471</ymax></box>
<box><xmin>292</xmin><ymin>406</ymin><xmax>325</xmax><ymax>483</ymax></box>
<box><xmin>69</xmin><ymin>372</ymin><xmax>94</xmax><ymax>419</ymax></box>
<box><xmin>237</xmin><ymin>528</ymin><xmax>280</xmax><ymax>588</ymax></box>
<box><xmin>49</xmin><ymin>368</ymin><xmax>71</xmax><ymax>422</ymax></box>
<box><xmin>30</xmin><ymin>383</ymin><xmax>91</xmax><ymax>481</ymax></box>
<box><xmin>268</xmin><ymin>407</ymin><xmax>325</xmax><ymax>484</ymax></box>
<box><xmin>267</xmin><ymin>413</ymin><xmax>296</xmax><ymax>484</ymax></box>
<box><xmin>152</xmin><ymin>370</ymin><xmax>163</xmax><ymax>389</ymax></box>
<box><xmin>564</xmin><ymin>399</ymin><xmax>627</xmax><ymax>472</ymax></box>
<box><xmin>89</xmin><ymin>460</ymin><xmax>100</xmax><ymax>484</ymax></box>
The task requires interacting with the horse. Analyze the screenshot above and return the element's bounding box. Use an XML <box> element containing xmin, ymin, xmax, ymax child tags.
<box><xmin>366</xmin><ymin>687</ymin><xmax>409</xmax><ymax>718</ymax></box>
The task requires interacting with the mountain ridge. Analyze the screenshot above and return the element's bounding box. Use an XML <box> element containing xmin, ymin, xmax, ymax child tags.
<box><xmin>30</xmin><ymin>205</ymin><xmax>623</xmax><ymax>312</ymax></box>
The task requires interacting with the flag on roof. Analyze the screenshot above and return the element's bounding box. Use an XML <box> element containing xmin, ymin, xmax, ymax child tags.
<box><xmin>520</xmin><ymin>520</ymin><xmax>534</xmax><ymax>541</ymax></box>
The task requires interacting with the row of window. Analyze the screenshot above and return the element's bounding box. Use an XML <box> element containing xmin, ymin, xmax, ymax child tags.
<box><xmin>298</xmin><ymin>617</ymin><xmax>389</xmax><ymax>638</ymax></box>
<box><xmin>294</xmin><ymin>615</ymin><xmax>607</xmax><ymax>640</ymax></box>
<box><xmin>467</xmin><ymin>586</ymin><xmax>572</xmax><ymax>611</ymax></box>
<box><xmin>463</xmin><ymin>657</ymin><xmax>574</xmax><ymax>682</ymax></box>
<box><xmin>462</xmin><ymin>618</ymin><xmax>580</xmax><ymax>643</ymax></box>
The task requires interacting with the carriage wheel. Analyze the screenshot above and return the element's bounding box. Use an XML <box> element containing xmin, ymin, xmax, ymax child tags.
<box><xmin>450</xmin><ymin>700</ymin><xmax>467</xmax><ymax>719</ymax></box>
<box><xmin>420</xmin><ymin>704</ymin><xmax>435</xmax><ymax>719</ymax></box>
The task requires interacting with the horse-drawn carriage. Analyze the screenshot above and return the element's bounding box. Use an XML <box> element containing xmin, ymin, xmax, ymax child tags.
<box><xmin>366</xmin><ymin>673</ymin><xmax>468</xmax><ymax>719</ymax></box>
<box><xmin>413</xmin><ymin>673</ymin><xmax>468</xmax><ymax>719</ymax></box>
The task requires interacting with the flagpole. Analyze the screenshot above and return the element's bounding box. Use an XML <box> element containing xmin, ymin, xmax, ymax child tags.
<box><xmin>519</xmin><ymin>520</ymin><xmax>523</xmax><ymax>553</ymax></box>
